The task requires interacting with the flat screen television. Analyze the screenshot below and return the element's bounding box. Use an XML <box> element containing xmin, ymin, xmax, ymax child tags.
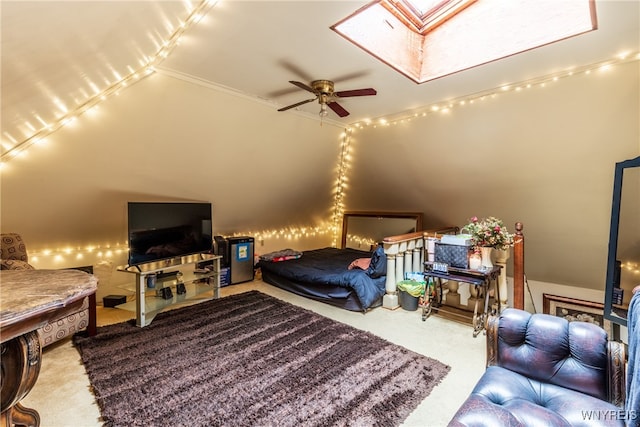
<box><xmin>127</xmin><ymin>202</ymin><xmax>213</xmax><ymax>267</ymax></box>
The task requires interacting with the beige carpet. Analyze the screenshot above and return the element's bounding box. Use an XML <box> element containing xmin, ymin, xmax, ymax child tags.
<box><xmin>21</xmin><ymin>280</ymin><xmax>486</xmax><ymax>427</ymax></box>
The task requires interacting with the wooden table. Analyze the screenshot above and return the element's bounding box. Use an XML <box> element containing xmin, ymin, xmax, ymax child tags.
<box><xmin>423</xmin><ymin>264</ymin><xmax>502</xmax><ymax>337</ymax></box>
<box><xmin>0</xmin><ymin>269</ymin><xmax>97</xmax><ymax>427</ymax></box>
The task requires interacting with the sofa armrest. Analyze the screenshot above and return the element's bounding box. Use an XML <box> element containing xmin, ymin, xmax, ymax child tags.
<box><xmin>485</xmin><ymin>312</ymin><xmax>499</xmax><ymax>367</ymax></box>
<box><xmin>608</xmin><ymin>340</ymin><xmax>626</xmax><ymax>407</ymax></box>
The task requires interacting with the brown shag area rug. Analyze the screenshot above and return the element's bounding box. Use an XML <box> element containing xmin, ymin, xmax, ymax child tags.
<box><xmin>74</xmin><ymin>291</ymin><xmax>450</xmax><ymax>427</ymax></box>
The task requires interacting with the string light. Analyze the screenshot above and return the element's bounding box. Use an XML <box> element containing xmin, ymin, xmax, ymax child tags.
<box><xmin>622</xmin><ymin>261</ymin><xmax>640</xmax><ymax>276</ymax></box>
<box><xmin>29</xmin><ymin>243</ymin><xmax>129</xmax><ymax>265</ymax></box>
<box><xmin>219</xmin><ymin>130</ymin><xmax>353</xmax><ymax>249</ymax></box>
<box><xmin>9</xmin><ymin>22</ymin><xmax>638</xmax><ymax>260</ymax></box>
<box><xmin>345</xmin><ymin>234</ymin><xmax>376</xmax><ymax>250</ymax></box>
<box><xmin>28</xmin><ymin>223</ymin><xmax>342</xmax><ymax>265</ymax></box>
<box><xmin>229</xmin><ymin>224</ymin><xmax>333</xmax><ymax>241</ymax></box>
<box><xmin>221</xmin><ymin>130</ymin><xmax>352</xmax><ymax>248</ymax></box>
<box><xmin>1</xmin><ymin>0</ymin><xmax>220</xmax><ymax>163</ymax></box>
<box><xmin>350</xmin><ymin>52</ymin><xmax>640</xmax><ymax>129</ymax></box>
<box><xmin>327</xmin><ymin>129</ymin><xmax>353</xmax><ymax>246</ymax></box>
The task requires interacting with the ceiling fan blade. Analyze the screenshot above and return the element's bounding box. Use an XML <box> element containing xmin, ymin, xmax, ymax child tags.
<box><xmin>332</xmin><ymin>70</ymin><xmax>369</xmax><ymax>84</ymax></box>
<box><xmin>267</xmin><ymin>86</ymin><xmax>305</xmax><ymax>98</ymax></box>
<box><xmin>278</xmin><ymin>60</ymin><xmax>314</xmax><ymax>82</ymax></box>
<box><xmin>277</xmin><ymin>97</ymin><xmax>317</xmax><ymax>112</ymax></box>
<box><xmin>289</xmin><ymin>81</ymin><xmax>316</xmax><ymax>94</ymax></box>
<box><xmin>328</xmin><ymin>101</ymin><xmax>350</xmax><ymax>117</ymax></box>
<box><xmin>335</xmin><ymin>88</ymin><xmax>377</xmax><ymax>97</ymax></box>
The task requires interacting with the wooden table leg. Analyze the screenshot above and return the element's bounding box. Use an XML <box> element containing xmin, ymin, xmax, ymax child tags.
<box><xmin>6</xmin><ymin>403</ymin><xmax>40</xmax><ymax>427</ymax></box>
<box><xmin>494</xmin><ymin>276</ymin><xmax>501</xmax><ymax>315</ymax></box>
<box><xmin>472</xmin><ymin>284</ymin><xmax>483</xmax><ymax>337</ymax></box>
<box><xmin>87</xmin><ymin>293</ymin><xmax>97</xmax><ymax>337</ymax></box>
<box><xmin>0</xmin><ymin>331</ymin><xmax>41</xmax><ymax>427</ymax></box>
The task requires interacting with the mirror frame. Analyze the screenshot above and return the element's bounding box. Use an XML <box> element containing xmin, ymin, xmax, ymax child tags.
<box><xmin>340</xmin><ymin>211</ymin><xmax>423</xmax><ymax>249</ymax></box>
<box><xmin>604</xmin><ymin>155</ymin><xmax>640</xmax><ymax>330</ymax></box>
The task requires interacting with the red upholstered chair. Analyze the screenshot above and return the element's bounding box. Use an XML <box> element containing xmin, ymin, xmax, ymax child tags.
<box><xmin>1</xmin><ymin>233</ymin><xmax>97</xmax><ymax>346</ymax></box>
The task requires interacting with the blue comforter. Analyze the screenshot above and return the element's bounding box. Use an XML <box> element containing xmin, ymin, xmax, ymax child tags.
<box><xmin>257</xmin><ymin>247</ymin><xmax>386</xmax><ymax>310</ymax></box>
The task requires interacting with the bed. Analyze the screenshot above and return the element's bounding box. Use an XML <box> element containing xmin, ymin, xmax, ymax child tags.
<box><xmin>257</xmin><ymin>211</ymin><xmax>463</xmax><ymax>312</ymax></box>
<box><xmin>258</xmin><ymin>245</ymin><xmax>387</xmax><ymax>312</ymax></box>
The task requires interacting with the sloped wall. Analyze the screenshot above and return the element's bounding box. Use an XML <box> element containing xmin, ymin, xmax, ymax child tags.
<box><xmin>346</xmin><ymin>60</ymin><xmax>640</xmax><ymax>292</ymax></box>
<box><xmin>2</xmin><ymin>57</ymin><xmax>638</xmax><ymax>305</ymax></box>
<box><xmin>0</xmin><ymin>72</ymin><xmax>342</xmax><ymax>270</ymax></box>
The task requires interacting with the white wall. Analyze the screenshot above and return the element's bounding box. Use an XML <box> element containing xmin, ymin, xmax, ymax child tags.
<box><xmin>346</xmin><ymin>60</ymin><xmax>640</xmax><ymax>295</ymax></box>
<box><xmin>0</xmin><ymin>72</ymin><xmax>341</xmax><ymax>299</ymax></box>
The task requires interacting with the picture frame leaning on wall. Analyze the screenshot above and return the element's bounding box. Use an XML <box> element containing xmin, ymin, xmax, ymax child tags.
<box><xmin>543</xmin><ymin>293</ymin><xmax>613</xmax><ymax>338</ymax></box>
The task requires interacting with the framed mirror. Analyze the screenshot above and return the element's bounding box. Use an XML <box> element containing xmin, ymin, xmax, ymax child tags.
<box><xmin>341</xmin><ymin>211</ymin><xmax>423</xmax><ymax>250</ymax></box>
<box><xmin>604</xmin><ymin>156</ymin><xmax>640</xmax><ymax>332</ymax></box>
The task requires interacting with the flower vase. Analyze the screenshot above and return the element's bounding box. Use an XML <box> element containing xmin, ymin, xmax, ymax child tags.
<box><xmin>480</xmin><ymin>247</ymin><xmax>494</xmax><ymax>269</ymax></box>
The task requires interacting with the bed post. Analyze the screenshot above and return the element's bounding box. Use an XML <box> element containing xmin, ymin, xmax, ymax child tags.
<box><xmin>513</xmin><ymin>222</ymin><xmax>525</xmax><ymax>310</ymax></box>
<box><xmin>382</xmin><ymin>242</ymin><xmax>400</xmax><ymax>309</ymax></box>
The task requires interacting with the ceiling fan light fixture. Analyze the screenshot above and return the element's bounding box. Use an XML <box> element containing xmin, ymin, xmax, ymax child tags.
<box><xmin>319</xmin><ymin>103</ymin><xmax>329</xmax><ymax>118</ymax></box>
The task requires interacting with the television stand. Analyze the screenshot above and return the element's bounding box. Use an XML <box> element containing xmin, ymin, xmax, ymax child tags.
<box><xmin>117</xmin><ymin>254</ymin><xmax>221</xmax><ymax>327</ymax></box>
<box><xmin>157</xmin><ymin>271</ymin><xmax>180</xmax><ymax>280</ymax></box>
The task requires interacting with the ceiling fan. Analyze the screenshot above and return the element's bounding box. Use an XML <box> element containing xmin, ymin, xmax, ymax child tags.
<box><xmin>277</xmin><ymin>80</ymin><xmax>377</xmax><ymax>118</ymax></box>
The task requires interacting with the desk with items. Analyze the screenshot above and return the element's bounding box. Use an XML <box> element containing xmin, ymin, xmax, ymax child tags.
<box><xmin>422</xmin><ymin>263</ymin><xmax>502</xmax><ymax>337</ymax></box>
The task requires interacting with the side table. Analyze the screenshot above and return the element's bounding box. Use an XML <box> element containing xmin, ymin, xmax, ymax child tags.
<box><xmin>423</xmin><ymin>264</ymin><xmax>501</xmax><ymax>337</ymax></box>
<box><xmin>1</xmin><ymin>269</ymin><xmax>97</xmax><ymax>427</ymax></box>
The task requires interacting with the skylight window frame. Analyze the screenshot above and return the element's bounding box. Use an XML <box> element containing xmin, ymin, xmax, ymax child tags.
<box><xmin>382</xmin><ymin>0</ymin><xmax>478</xmax><ymax>34</ymax></box>
<box><xmin>332</xmin><ymin>0</ymin><xmax>598</xmax><ymax>85</ymax></box>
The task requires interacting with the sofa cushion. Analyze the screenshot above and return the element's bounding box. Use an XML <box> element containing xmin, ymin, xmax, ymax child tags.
<box><xmin>1</xmin><ymin>233</ymin><xmax>29</xmax><ymax>261</ymax></box>
<box><xmin>38</xmin><ymin>298</ymin><xmax>90</xmax><ymax>346</ymax></box>
<box><xmin>450</xmin><ymin>366</ymin><xmax>624</xmax><ymax>427</ymax></box>
<box><xmin>1</xmin><ymin>259</ymin><xmax>35</xmax><ymax>270</ymax></box>
<box><xmin>496</xmin><ymin>308</ymin><xmax>609</xmax><ymax>401</ymax></box>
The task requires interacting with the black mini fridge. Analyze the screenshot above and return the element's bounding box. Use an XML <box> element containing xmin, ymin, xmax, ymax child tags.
<box><xmin>227</xmin><ymin>236</ymin><xmax>254</xmax><ymax>284</ymax></box>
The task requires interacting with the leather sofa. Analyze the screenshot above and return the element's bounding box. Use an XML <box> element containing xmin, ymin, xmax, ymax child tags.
<box><xmin>449</xmin><ymin>308</ymin><xmax>626</xmax><ymax>427</ymax></box>
<box><xmin>0</xmin><ymin>233</ymin><xmax>96</xmax><ymax>346</ymax></box>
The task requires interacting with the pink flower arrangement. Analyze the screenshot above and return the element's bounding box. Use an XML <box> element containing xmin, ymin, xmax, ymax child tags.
<box><xmin>463</xmin><ymin>216</ymin><xmax>514</xmax><ymax>250</ymax></box>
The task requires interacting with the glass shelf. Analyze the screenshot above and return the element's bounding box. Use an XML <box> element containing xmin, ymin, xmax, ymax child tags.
<box><xmin>117</xmin><ymin>270</ymin><xmax>218</xmax><ymax>294</ymax></box>
<box><xmin>115</xmin><ymin>280</ymin><xmax>215</xmax><ymax>313</ymax></box>
<box><xmin>116</xmin><ymin>254</ymin><xmax>221</xmax><ymax>327</ymax></box>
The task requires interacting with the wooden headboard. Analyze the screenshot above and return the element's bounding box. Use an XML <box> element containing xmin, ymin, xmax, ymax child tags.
<box><xmin>341</xmin><ymin>211</ymin><xmax>423</xmax><ymax>250</ymax></box>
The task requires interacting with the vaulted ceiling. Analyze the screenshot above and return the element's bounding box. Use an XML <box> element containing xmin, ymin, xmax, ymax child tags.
<box><xmin>2</xmin><ymin>0</ymin><xmax>639</xmax><ymax>153</ymax></box>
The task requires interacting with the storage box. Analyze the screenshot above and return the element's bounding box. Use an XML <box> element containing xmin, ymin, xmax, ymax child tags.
<box><xmin>435</xmin><ymin>242</ymin><xmax>470</xmax><ymax>269</ymax></box>
<box><xmin>440</xmin><ymin>234</ymin><xmax>473</xmax><ymax>246</ymax></box>
<box><xmin>103</xmin><ymin>295</ymin><xmax>126</xmax><ymax>308</ymax></box>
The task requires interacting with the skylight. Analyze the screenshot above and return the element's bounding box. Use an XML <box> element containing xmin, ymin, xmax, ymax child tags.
<box><xmin>385</xmin><ymin>0</ymin><xmax>477</xmax><ymax>34</ymax></box>
<box><xmin>407</xmin><ymin>0</ymin><xmax>443</xmax><ymax>14</ymax></box>
<box><xmin>331</xmin><ymin>0</ymin><xmax>597</xmax><ymax>84</ymax></box>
